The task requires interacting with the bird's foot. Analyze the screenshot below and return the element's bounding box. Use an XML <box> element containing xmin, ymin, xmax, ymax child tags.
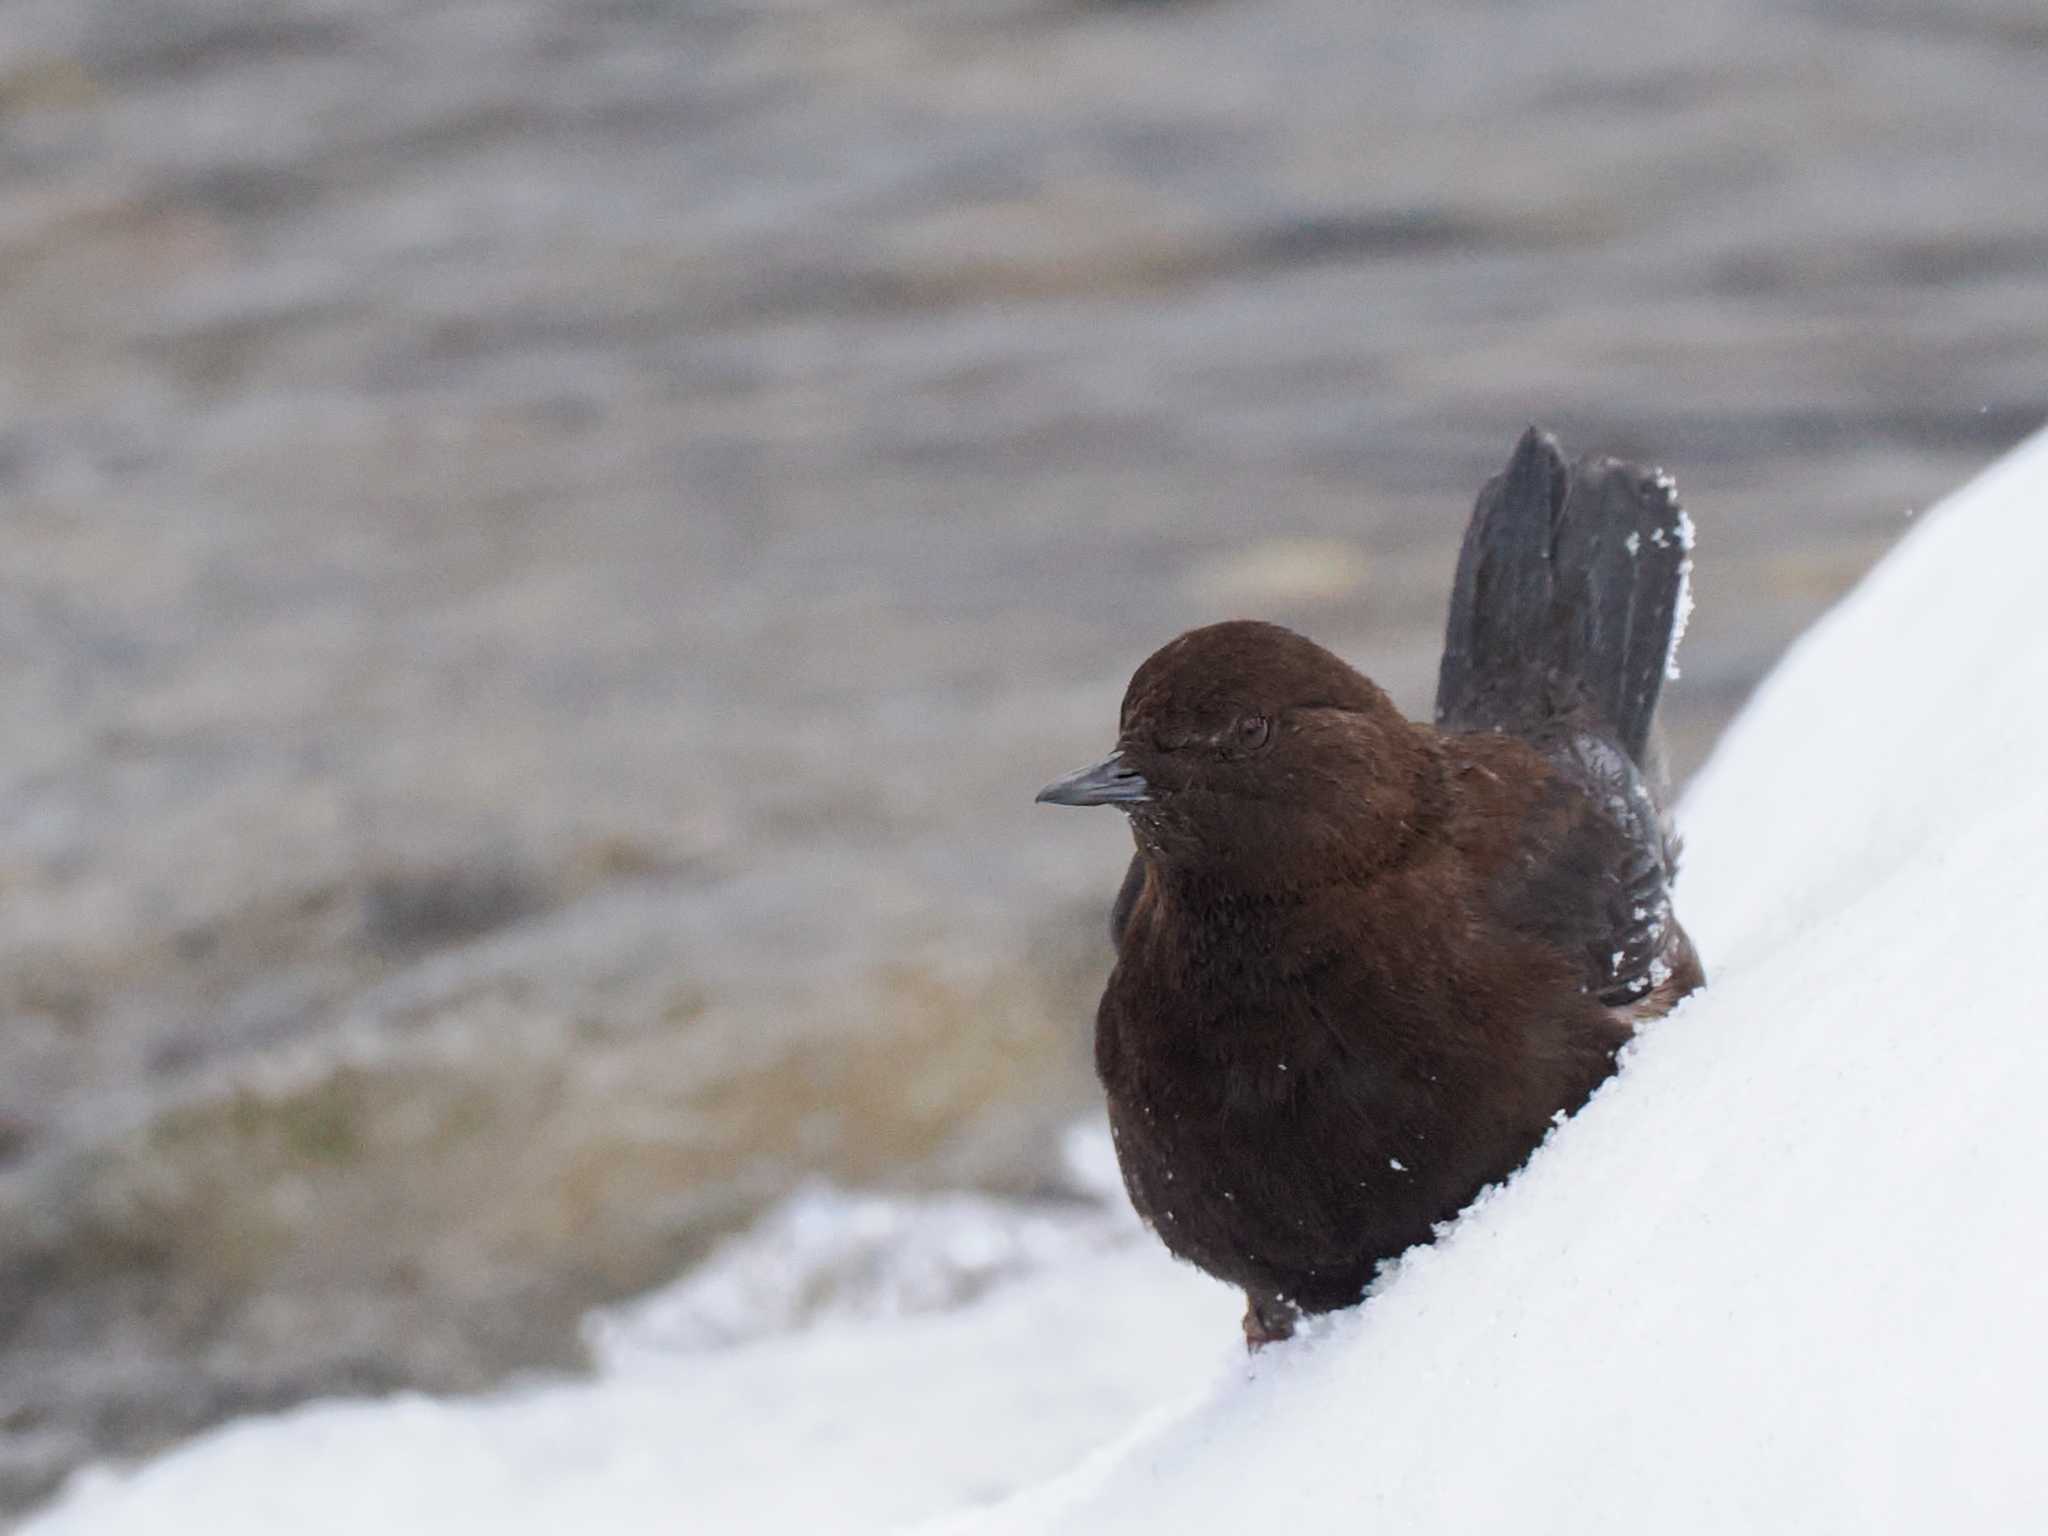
<box><xmin>1241</xmin><ymin>1293</ymin><xmax>1300</xmax><ymax>1352</ymax></box>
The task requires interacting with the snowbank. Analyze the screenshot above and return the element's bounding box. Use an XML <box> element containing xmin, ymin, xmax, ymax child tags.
<box><xmin>30</xmin><ymin>425</ymin><xmax>2048</xmax><ymax>1533</ymax></box>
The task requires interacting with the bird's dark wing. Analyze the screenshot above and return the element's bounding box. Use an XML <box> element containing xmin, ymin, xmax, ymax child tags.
<box><xmin>1486</xmin><ymin>729</ymin><xmax>1690</xmax><ymax>1009</ymax></box>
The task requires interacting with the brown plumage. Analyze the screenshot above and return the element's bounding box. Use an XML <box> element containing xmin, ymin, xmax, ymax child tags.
<box><xmin>1037</xmin><ymin>428</ymin><xmax>1703</xmax><ymax>1347</ymax></box>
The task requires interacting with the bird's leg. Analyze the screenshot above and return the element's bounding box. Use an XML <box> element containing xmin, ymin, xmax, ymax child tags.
<box><xmin>1241</xmin><ymin>1292</ymin><xmax>1300</xmax><ymax>1352</ymax></box>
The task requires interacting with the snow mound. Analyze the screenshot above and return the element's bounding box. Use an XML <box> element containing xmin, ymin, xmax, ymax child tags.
<box><xmin>28</xmin><ymin>425</ymin><xmax>2048</xmax><ymax>1533</ymax></box>
<box><xmin>586</xmin><ymin>1125</ymin><xmax>1132</xmax><ymax>1360</ymax></box>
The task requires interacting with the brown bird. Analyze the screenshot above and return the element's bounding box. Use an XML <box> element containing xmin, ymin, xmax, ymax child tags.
<box><xmin>1037</xmin><ymin>428</ymin><xmax>1703</xmax><ymax>1348</ymax></box>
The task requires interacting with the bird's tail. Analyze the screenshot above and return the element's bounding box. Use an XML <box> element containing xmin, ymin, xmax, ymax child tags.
<box><xmin>1433</xmin><ymin>427</ymin><xmax>1694</xmax><ymax>772</ymax></box>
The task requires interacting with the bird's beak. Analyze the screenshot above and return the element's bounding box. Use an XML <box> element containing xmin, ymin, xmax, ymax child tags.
<box><xmin>1035</xmin><ymin>753</ymin><xmax>1151</xmax><ymax>807</ymax></box>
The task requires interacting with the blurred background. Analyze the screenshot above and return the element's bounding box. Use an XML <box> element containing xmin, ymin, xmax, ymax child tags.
<box><xmin>0</xmin><ymin>0</ymin><xmax>2043</xmax><ymax>1516</ymax></box>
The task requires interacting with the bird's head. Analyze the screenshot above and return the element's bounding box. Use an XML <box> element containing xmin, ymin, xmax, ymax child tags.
<box><xmin>1037</xmin><ymin>620</ymin><xmax>1435</xmax><ymax>887</ymax></box>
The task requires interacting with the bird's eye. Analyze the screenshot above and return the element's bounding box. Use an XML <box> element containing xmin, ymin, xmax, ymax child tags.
<box><xmin>1234</xmin><ymin>715</ymin><xmax>1271</xmax><ymax>752</ymax></box>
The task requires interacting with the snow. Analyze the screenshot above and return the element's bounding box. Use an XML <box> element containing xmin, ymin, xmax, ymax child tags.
<box><xmin>29</xmin><ymin>424</ymin><xmax>2048</xmax><ymax>1533</ymax></box>
<box><xmin>1663</xmin><ymin>491</ymin><xmax>1697</xmax><ymax>681</ymax></box>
